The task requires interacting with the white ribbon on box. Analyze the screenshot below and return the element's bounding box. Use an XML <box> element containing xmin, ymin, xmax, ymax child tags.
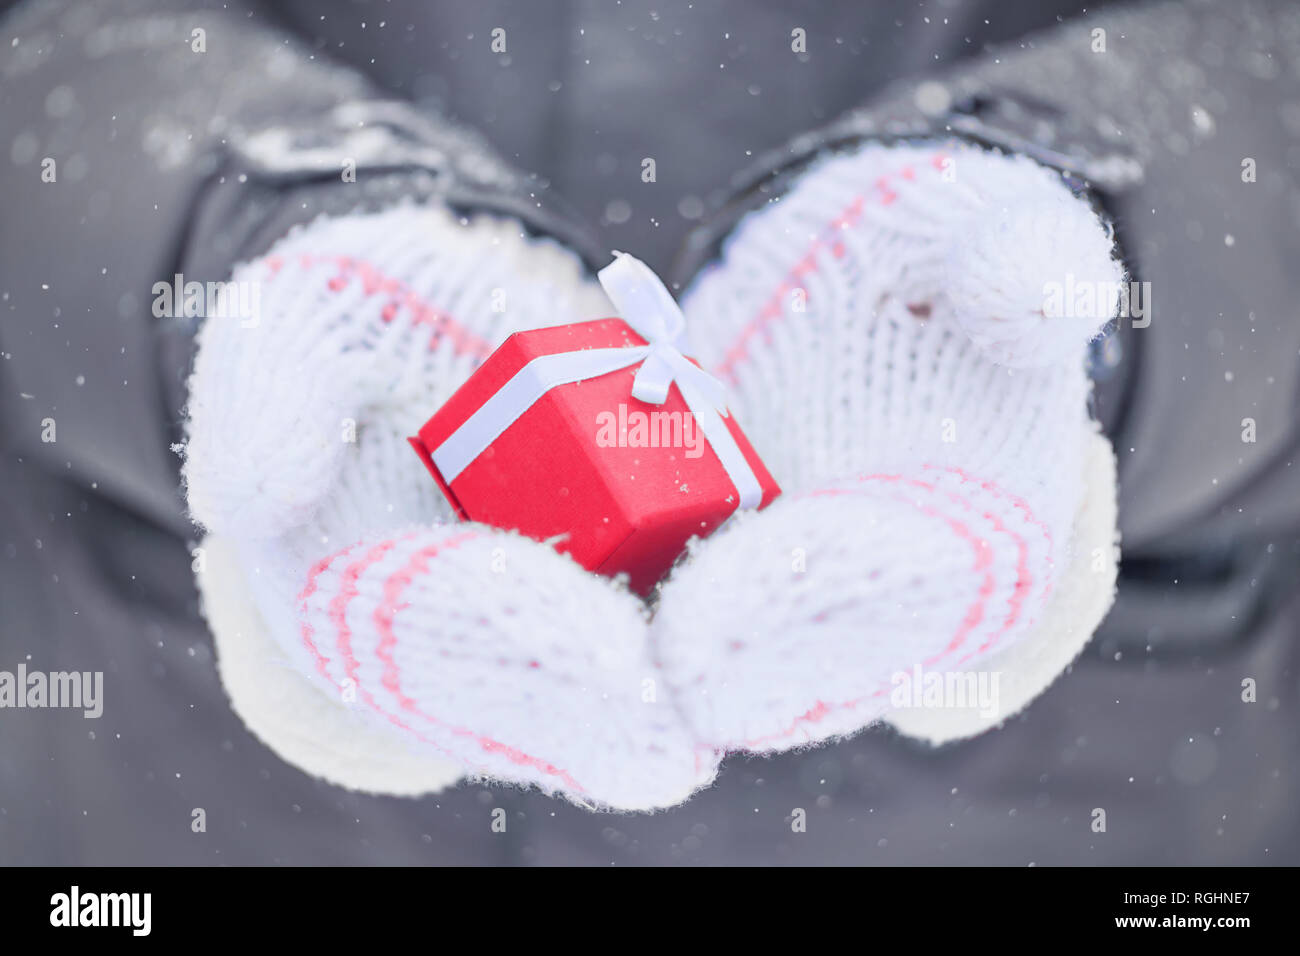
<box><xmin>431</xmin><ymin>252</ymin><xmax>764</xmax><ymax>509</ymax></box>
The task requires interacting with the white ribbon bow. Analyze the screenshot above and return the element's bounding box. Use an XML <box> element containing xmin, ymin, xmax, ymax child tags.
<box><xmin>600</xmin><ymin>251</ymin><xmax>729</xmax><ymax>411</ymax></box>
<box><xmin>431</xmin><ymin>252</ymin><xmax>763</xmax><ymax>510</ymax></box>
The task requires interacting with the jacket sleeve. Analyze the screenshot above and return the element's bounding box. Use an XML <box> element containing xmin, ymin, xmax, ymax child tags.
<box><xmin>673</xmin><ymin>0</ymin><xmax>1300</xmax><ymax>650</ymax></box>
<box><xmin>0</xmin><ymin>0</ymin><xmax>600</xmax><ymax>537</ymax></box>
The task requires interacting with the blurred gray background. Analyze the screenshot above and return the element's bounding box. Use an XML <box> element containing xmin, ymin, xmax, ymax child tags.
<box><xmin>1</xmin><ymin>0</ymin><xmax>1297</xmax><ymax>864</ymax></box>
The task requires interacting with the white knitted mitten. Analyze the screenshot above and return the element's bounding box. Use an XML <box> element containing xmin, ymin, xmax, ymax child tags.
<box><xmin>651</xmin><ymin>143</ymin><xmax>1122</xmax><ymax>752</ymax></box>
<box><xmin>187</xmin><ymin>142</ymin><xmax>1123</xmax><ymax>810</ymax></box>
<box><xmin>184</xmin><ymin>206</ymin><xmax>718</xmax><ymax>810</ymax></box>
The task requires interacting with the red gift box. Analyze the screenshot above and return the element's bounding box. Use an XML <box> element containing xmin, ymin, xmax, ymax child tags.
<box><xmin>408</xmin><ymin>255</ymin><xmax>779</xmax><ymax>594</ymax></box>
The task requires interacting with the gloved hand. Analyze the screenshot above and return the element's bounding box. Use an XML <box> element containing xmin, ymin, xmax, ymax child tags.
<box><xmin>183</xmin><ymin>207</ymin><xmax>718</xmax><ymax>810</ymax></box>
<box><xmin>653</xmin><ymin>141</ymin><xmax>1121</xmax><ymax>752</ymax></box>
<box><xmin>183</xmin><ymin>140</ymin><xmax>1121</xmax><ymax>811</ymax></box>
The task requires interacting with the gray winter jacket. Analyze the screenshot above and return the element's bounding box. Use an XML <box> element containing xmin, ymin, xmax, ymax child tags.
<box><xmin>1</xmin><ymin>0</ymin><xmax>1296</xmax><ymax>863</ymax></box>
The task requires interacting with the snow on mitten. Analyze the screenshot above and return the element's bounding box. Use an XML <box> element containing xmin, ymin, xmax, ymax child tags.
<box><xmin>184</xmin><ymin>205</ymin><xmax>718</xmax><ymax>810</ymax></box>
<box><xmin>652</xmin><ymin>143</ymin><xmax>1122</xmax><ymax>751</ymax></box>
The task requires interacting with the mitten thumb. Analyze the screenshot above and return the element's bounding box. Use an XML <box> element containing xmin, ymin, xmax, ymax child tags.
<box><xmin>942</xmin><ymin>154</ymin><xmax>1123</xmax><ymax>368</ymax></box>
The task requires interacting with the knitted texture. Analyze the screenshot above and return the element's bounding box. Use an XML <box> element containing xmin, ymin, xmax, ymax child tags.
<box><xmin>184</xmin><ymin>205</ymin><xmax>718</xmax><ymax>810</ymax></box>
<box><xmin>652</xmin><ymin>142</ymin><xmax>1121</xmax><ymax>751</ymax></box>
<box><xmin>185</xmin><ymin>142</ymin><xmax>1122</xmax><ymax>809</ymax></box>
<box><xmin>197</xmin><ymin>534</ymin><xmax>465</xmax><ymax>796</ymax></box>
<box><xmin>884</xmin><ymin>429</ymin><xmax>1120</xmax><ymax>744</ymax></box>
